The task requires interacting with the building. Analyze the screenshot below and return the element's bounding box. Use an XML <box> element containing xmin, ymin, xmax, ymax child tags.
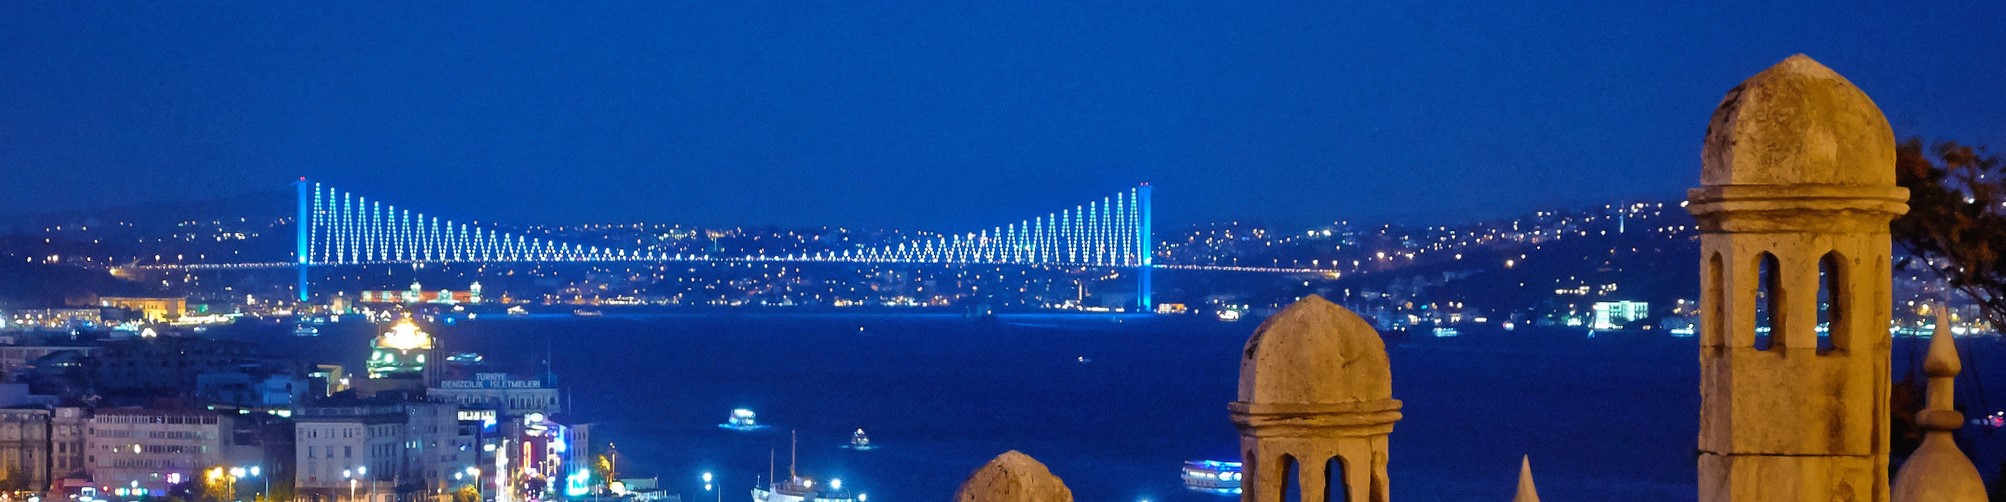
<box><xmin>84</xmin><ymin>408</ymin><xmax>247</xmax><ymax>496</ymax></box>
<box><xmin>356</xmin><ymin>282</ymin><xmax>483</xmax><ymax>305</ymax></box>
<box><xmin>95</xmin><ymin>338</ymin><xmax>257</xmax><ymax>392</ymax></box>
<box><xmin>1590</xmin><ymin>301</ymin><xmax>1649</xmax><ymax>330</ymax></box>
<box><xmin>428</xmin><ymin>372</ymin><xmax>559</xmax><ymax>419</ymax></box>
<box><xmin>367</xmin><ymin>318</ymin><xmax>433</xmax><ymax>379</ymax></box>
<box><xmin>0</xmin><ymin>407</ymin><xmax>51</xmax><ymax>493</ymax></box>
<box><xmin>0</xmin><ymin>344</ymin><xmax>99</xmax><ymax>377</ymax></box>
<box><xmin>294</xmin><ymin>398</ymin><xmax>466</xmax><ymax>502</ymax></box>
<box><xmin>96</xmin><ymin>298</ymin><xmax>187</xmax><ymax>323</ymax></box>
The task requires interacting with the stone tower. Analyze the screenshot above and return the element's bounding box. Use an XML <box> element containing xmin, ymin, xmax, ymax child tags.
<box><xmin>1688</xmin><ymin>54</ymin><xmax>1908</xmax><ymax>501</ymax></box>
<box><xmin>1231</xmin><ymin>295</ymin><xmax>1399</xmax><ymax>502</ymax></box>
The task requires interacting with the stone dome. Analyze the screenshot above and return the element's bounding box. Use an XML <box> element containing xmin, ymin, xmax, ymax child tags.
<box><xmin>1701</xmin><ymin>54</ymin><xmax>1894</xmax><ymax>187</ymax></box>
<box><xmin>1893</xmin><ymin>435</ymin><xmax>1987</xmax><ymax>501</ymax></box>
<box><xmin>1237</xmin><ymin>295</ymin><xmax>1393</xmax><ymax>405</ymax></box>
<box><xmin>953</xmin><ymin>451</ymin><xmax>1073</xmax><ymax>502</ymax></box>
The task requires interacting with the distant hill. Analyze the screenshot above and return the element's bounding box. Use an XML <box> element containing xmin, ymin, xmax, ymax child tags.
<box><xmin>0</xmin><ymin>189</ymin><xmax>290</xmax><ymax>233</ymax></box>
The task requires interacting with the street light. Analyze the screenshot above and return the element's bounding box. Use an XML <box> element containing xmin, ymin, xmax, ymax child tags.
<box><xmin>344</xmin><ymin>469</ymin><xmax>357</xmax><ymax>502</ymax></box>
<box><xmin>467</xmin><ymin>467</ymin><xmax>483</xmax><ymax>502</ymax></box>
<box><xmin>700</xmin><ymin>472</ymin><xmax>717</xmax><ymax>502</ymax></box>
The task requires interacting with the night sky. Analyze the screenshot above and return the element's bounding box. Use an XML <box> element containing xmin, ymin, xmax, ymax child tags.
<box><xmin>3</xmin><ymin>2</ymin><xmax>2002</xmax><ymax>230</ymax></box>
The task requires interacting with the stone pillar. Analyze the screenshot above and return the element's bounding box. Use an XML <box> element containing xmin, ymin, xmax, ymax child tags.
<box><xmin>1688</xmin><ymin>54</ymin><xmax>1908</xmax><ymax>502</ymax></box>
<box><xmin>1231</xmin><ymin>295</ymin><xmax>1399</xmax><ymax>502</ymax></box>
<box><xmin>1890</xmin><ymin>314</ymin><xmax>1986</xmax><ymax>501</ymax></box>
<box><xmin>953</xmin><ymin>451</ymin><xmax>1073</xmax><ymax>502</ymax></box>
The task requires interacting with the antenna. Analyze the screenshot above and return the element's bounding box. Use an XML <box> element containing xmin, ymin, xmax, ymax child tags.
<box><xmin>789</xmin><ymin>429</ymin><xmax>798</xmax><ymax>480</ymax></box>
<box><xmin>768</xmin><ymin>448</ymin><xmax>776</xmax><ymax>490</ymax></box>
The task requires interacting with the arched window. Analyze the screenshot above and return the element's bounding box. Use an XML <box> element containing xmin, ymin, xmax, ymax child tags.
<box><xmin>1817</xmin><ymin>252</ymin><xmax>1846</xmax><ymax>353</ymax></box>
<box><xmin>1281</xmin><ymin>454</ymin><xmax>1302</xmax><ymax>502</ymax></box>
<box><xmin>1705</xmin><ymin>252</ymin><xmax>1724</xmax><ymax>345</ymax></box>
<box><xmin>1326</xmin><ymin>456</ymin><xmax>1350</xmax><ymax>502</ymax></box>
<box><xmin>1755</xmin><ymin>253</ymin><xmax>1782</xmax><ymax>350</ymax></box>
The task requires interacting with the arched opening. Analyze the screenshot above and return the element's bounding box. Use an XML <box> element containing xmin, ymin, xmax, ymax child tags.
<box><xmin>1325</xmin><ymin>456</ymin><xmax>1350</xmax><ymax>502</ymax></box>
<box><xmin>1281</xmin><ymin>454</ymin><xmax>1302</xmax><ymax>502</ymax></box>
<box><xmin>1754</xmin><ymin>253</ymin><xmax>1782</xmax><ymax>350</ymax></box>
<box><xmin>1817</xmin><ymin>252</ymin><xmax>1846</xmax><ymax>353</ymax></box>
<box><xmin>1705</xmin><ymin>252</ymin><xmax>1724</xmax><ymax>345</ymax></box>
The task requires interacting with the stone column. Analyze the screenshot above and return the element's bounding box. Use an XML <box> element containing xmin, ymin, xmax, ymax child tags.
<box><xmin>1688</xmin><ymin>54</ymin><xmax>1908</xmax><ymax>502</ymax></box>
<box><xmin>1231</xmin><ymin>295</ymin><xmax>1400</xmax><ymax>502</ymax></box>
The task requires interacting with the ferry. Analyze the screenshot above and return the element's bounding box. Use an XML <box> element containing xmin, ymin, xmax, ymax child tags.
<box><xmin>1181</xmin><ymin>460</ymin><xmax>1244</xmax><ymax>495</ymax></box>
<box><xmin>573</xmin><ymin>308</ymin><xmax>603</xmax><ymax>317</ymax></box>
<box><xmin>1216</xmin><ymin>308</ymin><xmax>1245</xmax><ymax>322</ymax></box>
<box><xmin>755</xmin><ymin>432</ymin><xmax>862</xmax><ymax>502</ymax></box>
<box><xmin>292</xmin><ymin>323</ymin><xmax>320</xmax><ymax>336</ymax></box>
<box><xmin>719</xmin><ymin>409</ymin><xmax>771</xmax><ymax>432</ymax></box>
<box><xmin>507</xmin><ymin>305</ymin><xmax>529</xmax><ymax>316</ymax></box>
<box><xmin>842</xmin><ymin>429</ymin><xmax>874</xmax><ymax>451</ymax></box>
<box><xmin>1432</xmin><ymin>327</ymin><xmax>1461</xmax><ymax>337</ymax></box>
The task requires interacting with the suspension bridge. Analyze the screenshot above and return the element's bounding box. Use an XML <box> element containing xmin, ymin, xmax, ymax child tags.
<box><xmin>121</xmin><ymin>179</ymin><xmax>1341</xmax><ymax>308</ymax></box>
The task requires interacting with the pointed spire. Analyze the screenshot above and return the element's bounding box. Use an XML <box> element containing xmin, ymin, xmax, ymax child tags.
<box><xmin>1513</xmin><ymin>455</ymin><xmax>1541</xmax><ymax>502</ymax></box>
<box><xmin>1891</xmin><ymin>308</ymin><xmax>1986</xmax><ymax>501</ymax></box>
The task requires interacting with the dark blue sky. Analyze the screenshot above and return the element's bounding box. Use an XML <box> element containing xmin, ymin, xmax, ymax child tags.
<box><xmin>3</xmin><ymin>2</ymin><xmax>2002</xmax><ymax>230</ymax></box>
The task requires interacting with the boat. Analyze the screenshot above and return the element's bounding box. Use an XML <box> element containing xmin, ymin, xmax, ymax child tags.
<box><xmin>719</xmin><ymin>409</ymin><xmax>771</xmax><ymax>432</ymax></box>
<box><xmin>755</xmin><ymin>431</ymin><xmax>862</xmax><ymax>502</ymax></box>
<box><xmin>573</xmin><ymin>308</ymin><xmax>603</xmax><ymax>317</ymax></box>
<box><xmin>292</xmin><ymin>323</ymin><xmax>320</xmax><ymax>336</ymax></box>
<box><xmin>842</xmin><ymin>429</ymin><xmax>874</xmax><ymax>451</ymax></box>
<box><xmin>1432</xmin><ymin>326</ymin><xmax>1461</xmax><ymax>337</ymax></box>
<box><xmin>507</xmin><ymin>305</ymin><xmax>529</xmax><ymax>316</ymax></box>
<box><xmin>1216</xmin><ymin>308</ymin><xmax>1245</xmax><ymax>322</ymax></box>
<box><xmin>1181</xmin><ymin>460</ymin><xmax>1244</xmax><ymax>495</ymax></box>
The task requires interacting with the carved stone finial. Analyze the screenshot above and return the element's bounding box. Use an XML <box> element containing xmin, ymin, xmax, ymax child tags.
<box><xmin>1891</xmin><ymin>310</ymin><xmax>1986</xmax><ymax>501</ymax></box>
<box><xmin>1513</xmin><ymin>455</ymin><xmax>1541</xmax><ymax>502</ymax></box>
<box><xmin>1702</xmin><ymin>54</ymin><xmax>1895</xmax><ymax>187</ymax></box>
<box><xmin>953</xmin><ymin>451</ymin><xmax>1073</xmax><ymax>502</ymax></box>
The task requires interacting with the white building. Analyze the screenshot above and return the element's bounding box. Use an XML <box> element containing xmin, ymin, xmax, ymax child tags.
<box><xmin>1591</xmin><ymin>301</ymin><xmax>1649</xmax><ymax>330</ymax></box>
<box><xmin>295</xmin><ymin>398</ymin><xmax>466</xmax><ymax>502</ymax></box>
<box><xmin>84</xmin><ymin>408</ymin><xmax>246</xmax><ymax>496</ymax></box>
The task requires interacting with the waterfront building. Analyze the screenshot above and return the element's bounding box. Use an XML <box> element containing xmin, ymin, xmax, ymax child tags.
<box><xmin>366</xmin><ymin>317</ymin><xmax>434</xmax><ymax>379</ymax></box>
<box><xmin>0</xmin><ymin>344</ymin><xmax>98</xmax><ymax>377</ymax></box>
<box><xmin>84</xmin><ymin>408</ymin><xmax>248</xmax><ymax>496</ymax></box>
<box><xmin>1589</xmin><ymin>300</ymin><xmax>1649</xmax><ymax>330</ymax></box>
<box><xmin>95</xmin><ymin>297</ymin><xmax>187</xmax><ymax>323</ymax></box>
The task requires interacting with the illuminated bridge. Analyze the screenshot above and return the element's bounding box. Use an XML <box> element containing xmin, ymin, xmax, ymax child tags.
<box><xmin>123</xmin><ymin>179</ymin><xmax>1342</xmax><ymax>306</ymax></box>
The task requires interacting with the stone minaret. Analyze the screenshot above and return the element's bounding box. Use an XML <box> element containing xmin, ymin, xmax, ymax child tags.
<box><xmin>1890</xmin><ymin>313</ymin><xmax>1986</xmax><ymax>501</ymax></box>
<box><xmin>1688</xmin><ymin>54</ymin><xmax>1908</xmax><ymax>501</ymax></box>
<box><xmin>1232</xmin><ymin>295</ymin><xmax>1400</xmax><ymax>502</ymax></box>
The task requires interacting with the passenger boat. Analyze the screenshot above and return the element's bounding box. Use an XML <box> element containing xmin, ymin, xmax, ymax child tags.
<box><xmin>507</xmin><ymin>305</ymin><xmax>529</xmax><ymax>316</ymax></box>
<box><xmin>1181</xmin><ymin>460</ymin><xmax>1244</xmax><ymax>495</ymax></box>
<box><xmin>573</xmin><ymin>308</ymin><xmax>603</xmax><ymax>317</ymax></box>
<box><xmin>719</xmin><ymin>409</ymin><xmax>771</xmax><ymax>432</ymax></box>
<box><xmin>1432</xmin><ymin>326</ymin><xmax>1461</xmax><ymax>337</ymax></box>
<box><xmin>842</xmin><ymin>429</ymin><xmax>874</xmax><ymax>451</ymax></box>
<box><xmin>755</xmin><ymin>432</ymin><xmax>861</xmax><ymax>502</ymax></box>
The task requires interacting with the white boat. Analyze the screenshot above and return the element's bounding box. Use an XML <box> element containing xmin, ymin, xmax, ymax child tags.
<box><xmin>1432</xmin><ymin>327</ymin><xmax>1461</xmax><ymax>337</ymax></box>
<box><xmin>507</xmin><ymin>305</ymin><xmax>529</xmax><ymax>316</ymax></box>
<box><xmin>842</xmin><ymin>429</ymin><xmax>874</xmax><ymax>451</ymax></box>
<box><xmin>1181</xmin><ymin>460</ymin><xmax>1243</xmax><ymax>495</ymax></box>
<box><xmin>755</xmin><ymin>432</ymin><xmax>862</xmax><ymax>502</ymax></box>
<box><xmin>719</xmin><ymin>409</ymin><xmax>771</xmax><ymax>431</ymax></box>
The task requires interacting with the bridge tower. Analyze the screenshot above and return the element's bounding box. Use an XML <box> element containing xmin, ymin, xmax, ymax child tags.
<box><xmin>295</xmin><ymin>177</ymin><xmax>311</xmax><ymax>302</ymax></box>
<box><xmin>1688</xmin><ymin>55</ymin><xmax>1907</xmax><ymax>501</ymax></box>
<box><xmin>1136</xmin><ymin>183</ymin><xmax>1153</xmax><ymax>312</ymax></box>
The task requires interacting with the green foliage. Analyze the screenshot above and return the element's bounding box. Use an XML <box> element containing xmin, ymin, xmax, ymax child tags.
<box><xmin>1892</xmin><ymin>138</ymin><xmax>2006</xmax><ymax>331</ymax></box>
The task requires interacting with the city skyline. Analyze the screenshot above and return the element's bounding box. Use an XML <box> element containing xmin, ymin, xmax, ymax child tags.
<box><xmin>5</xmin><ymin>2</ymin><xmax>2005</xmax><ymax>230</ymax></box>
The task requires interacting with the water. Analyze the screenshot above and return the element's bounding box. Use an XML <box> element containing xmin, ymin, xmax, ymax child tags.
<box><xmin>268</xmin><ymin>313</ymin><xmax>2006</xmax><ymax>501</ymax></box>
